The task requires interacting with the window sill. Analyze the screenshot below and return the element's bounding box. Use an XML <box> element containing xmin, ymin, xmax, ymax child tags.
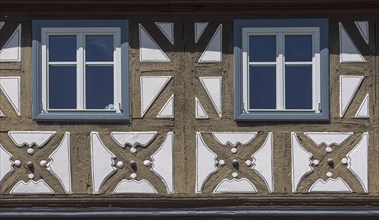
<box><xmin>235</xmin><ymin>111</ymin><xmax>329</xmax><ymax>122</ymax></box>
<box><xmin>33</xmin><ymin>112</ymin><xmax>130</xmax><ymax>122</ymax></box>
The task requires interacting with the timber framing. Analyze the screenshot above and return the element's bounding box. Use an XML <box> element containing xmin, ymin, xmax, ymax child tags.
<box><xmin>1</xmin><ymin>0</ymin><xmax>379</xmax><ymax>218</ymax></box>
<box><xmin>0</xmin><ymin>0</ymin><xmax>379</xmax><ymax>15</ymax></box>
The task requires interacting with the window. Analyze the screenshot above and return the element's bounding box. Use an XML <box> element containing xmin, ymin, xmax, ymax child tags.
<box><xmin>33</xmin><ymin>20</ymin><xmax>129</xmax><ymax>121</ymax></box>
<box><xmin>234</xmin><ymin>19</ymin><xmax>329</xmax><ymax>121</ymax></box>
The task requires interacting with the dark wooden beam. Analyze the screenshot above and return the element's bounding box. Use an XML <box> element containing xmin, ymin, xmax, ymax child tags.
<box><xmin>0</xmin><ymin>0</ymin><xmax>379</xmax><ymax>7</ymax></box>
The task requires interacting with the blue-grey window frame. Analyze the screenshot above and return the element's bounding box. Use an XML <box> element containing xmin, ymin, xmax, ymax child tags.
<box><xmin>32</xmin><ymin>20</ymin><xmax>130</xmax><ymax>122</ymax></box>
<box><xmin>234</xmin><ymin>19</ymin><xmax>329</xmax><ymax>121</ymax></box>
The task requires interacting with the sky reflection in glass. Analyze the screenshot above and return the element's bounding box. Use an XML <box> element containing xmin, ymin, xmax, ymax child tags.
<box><xmin>86</xmin><ymin>66</ymin><xmax>114</xmax><ymax>109</ymax></box>
<box><xmin>249</xmin><ymin>66</ymin><xmax>276</xmax><ymax>109</ymax></box>
<box><xmin>49</xmin><ymin>66</ymin><xmax>77</xmax><ymax>109</ymax></box>
<box><xmin>285</xmin><ymin>66</ymin><xmax>312</xmax><ymax>109</ymax></box>
<box><xmin>49</xmin><ymin>35</ymin><xmax>76</xmax><ymax>62</ymax></box>
<box><xmin>285</xmin><ymin>35</ymin><xmax>312</xmax><ymax>62</ymax></box>
<box><xmin>86</xmin><ymin>35</ymin><xmax>114</xmax><ymax>62</ymax></box>
<box><xmin>249</xmin><ymin>35</ymin><xmax>276</xmax><ymax>62</ymax></box>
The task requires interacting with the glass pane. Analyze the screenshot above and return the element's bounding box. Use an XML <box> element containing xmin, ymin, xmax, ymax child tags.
<box><xmin>86</xmin><ymin>35</ymin><xmax>114</xmax><ymax>62</ymax></box>
<box><xmin>285</xmin><ymin>35</ymin><xmax>312</xmax><ymax>62</ymax></box>
<box><xmin>86</xmin><ymin>66</ymin><xmax>114</xmax><ymax>109</ymax></box>
<box><xmin>49</xmin><ymin>35</ymin><xmax>76</xmax><ymax>62</ymax></box>
<box><xmin>285</xmin><ymin>66</ymin><xmax>313</xmax><ymax>109</ymax></box>
<box><xmin>249</xmin><ymin>66</ymin><xmax>276</xmax><ymax>109</ymax></box>
<box><xmin>49</xmin><ymin>66</ymin><xmax>77</xmax><ymax>109</ymax></box>
<box><xmin>249</xmin><ymin>35</ymin><xmax>276</xmax><ymax>62</ymax></box>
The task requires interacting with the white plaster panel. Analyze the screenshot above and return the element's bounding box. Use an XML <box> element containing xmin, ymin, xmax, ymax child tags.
<box><xmin>155</xmin><ymin>22</ymin><xmax>174</xmax><ymax>44</ymax></box>
<box><xmin>355</xmin><ymin>94</ymin><xmax>369</xmax><ymax>118</ymax></box>
<box><xmin>213</xmin><ymin>178</ymin><xmax>257</xmax><ymax>193</ymax></box>
<box><xmin>291</xmin><ymin>132</ymin><xmax>313</xmax><ymax>192</ymax></box>
<box><xmin>48</xmin><ymin>132</ymin><xmax>72</xmax><ymax>194</ymax></box>
<box><xmin>309</xmin><ymin>178</ymin><xmax>352</xmax><ymax>193</ymax></box>
<box><xmin>139</xmin><ymin>24</ymin><xmax>170</xmax><ymax>62</ymax></box>
<box><xmin>195</xmin><ymin>97</ymin><xmax>208</xmax><ymax>119</ymax></box>
<box><xmin>340</xmin><ymin>75</ymin><xmax>364</xmax><ymax>117</ymax></box>
<box><xmin>251</xmin><ymin>132</ymin><xmax>273</xmax><ymax>193</ymax></box>
<box><xmin>339</xmin><ymin>23</ymin><xmax>365</xmax><ymax>62</ymax></box>
<box><xmin>347</xmin><ymin>132</ymin><xmax>368</xmax><ymax>193</ymax></box>
<box><xmin>110</xmin><ymin>131</ymin><xmax>157</xmax><ymax>148</ymax></box>
<box><xmin>140</xmin><ymin>76</ymin><xmax>172</xmax><ymax>117</ymax></box>
<box><xmin>157</xmin><ymin>94</ymin><xmax>174</xmax><ymax>118</ymax></box>
<box><xmin>0</xmin><ymin>144</ymin><xmax>13</xmax><ymax>185</ymax></box>
<box><xmin>0</xmin><ymin>76</ymin><xmax>21</xmax><ymax>116</ymax></box>
<box><xmin>8</xmin><ymin>131</ymin><xmax>56</xmax><ymax>148</ymax></box>
<box><xmin>196</xmin><ymin>132</ymin><xmax>218</xmax><ymax>193</ymax></box>
<box><xmin>198</xmin><ymin>24</ymin><xmax>222</xmax><ymax>63</ymax></box>
<box><xmin>151</xmin><ymin>132</ymin><xmax>174</xmax><ymax>194</ymax></box>
<box><xmin>194</xmin><ymin>22</ymin><xmax>208</xmax><ymax>43</ymax></box>
<box><xmin>304</xmin><ymin>132</ymin><xmax>353</xmax><ymax>147</ymax></box>
<box><xmin>90</xmin><ymin>132</ymin><xmax>116</xmax><ymax>194</ymax></box>
<box><xmin>212</xmin><ymin>132</ymin><xmax>257</xmax><ymax>147</ymax></box>
<box><xmin>113</xmin><ymin>179</ymin><xmax>157</xmax><ymax>194</ymax></box>
<box><xmin>10</xmin><ymin>180</ymin><xmax>54</xmax><ymax>194</ymax></box>
<box><xmin>199</xmin><ymin>76</ymin><xmax>222</xmax><ymax>117</ymax></box>
<box><xmin>355</xmin><ymin>21</ymin><xmax>369</xmax><ymax>44</ymax></box>
<box><xmin>0</xmin><ymin>24</ymin><xmax>21</xmax><ymax>62</ymax></box>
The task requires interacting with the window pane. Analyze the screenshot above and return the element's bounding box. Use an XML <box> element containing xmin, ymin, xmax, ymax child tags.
<box><xmin>86</xmin><ymin>35</ymin><xmax>114</xmax><ymax>62</ymax></box>
<box><xmin>285</xmin><ymin>66</ymin><xmax>312</xmax><ymax>109</ymax></box>
<box><xmin>49</xmin><ymin>66</ymin><xmax>77</xmax><ymax>109</ymax></box>
<box><xmin>49</xmin><ymin>35</ymin><xmax>76</xmax><ymax>62</ymax></box>
<box><xmin>249</xmin><ymin>66</ymin><xmax>276</xmax><ymax>109</ymax></box>
<box><xmin>86</xmin><ymin>66</ymin><xmax>114</xmax><ymax>109</ymax></box>
<box><xmin>249</xmin><ymin>35</ymin><xmax>276</xmax><ymax>62</ymax></box>
<box><xmin>285</xmin><ymin>35</ymin><xmax>312</xmax><ymax>62</ymax></box>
